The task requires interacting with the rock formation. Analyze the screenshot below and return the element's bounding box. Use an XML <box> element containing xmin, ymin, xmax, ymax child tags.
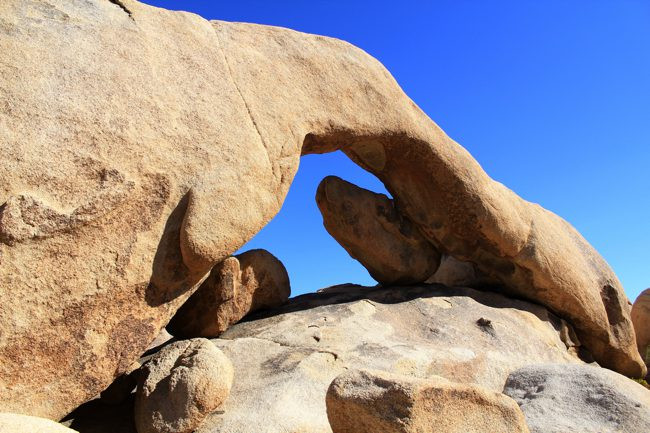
<box><xmin>316</xmin><ymin>176</ymin><xmax>441</xmax><ymax>284</ymax></box>
<box><xmin>168</xmin><ymin>249</ymin><xmax>290</xmax><ymax>337</ymax></box>
<box><xmin>326</xmin><ymin>369</ymin><xmax>530</xmax><ymax>433</ymax></box>
<box><xmin>0</xmin><ymin>0</ymin><xmax>644</xmax><ymax>420</ymax></box>
<box><xmin>503</xmin><ymin>363</ymin><xmax>650</xmax><ymax>433</ymax></box>
<box><xmin>198</xmin><ymin>284</ymin><xmax>580</xmax><ymax>432</ymax></box>
<box><xmin>316</xmin><ymin>175</ymin><xmax>643</xmax><ymax>377</ymax></box>
<box><xmin>134</xmin><ymin>339</ymin><xmax>233</xmax><ymax>433</ymax></box>
<box><xmin>632</xmin><ymin>289</ymin><xmax>650</xmax><ymax>366</ymax></box>
<box><xmin>0</xmin><ymin>413</ymin><xmax>78</xmax><ymax>433</ymax></box>
<box><xmin>56</xmin><ymin>285</ymin><xmax>650</xmax><ymax>433</ymax></box>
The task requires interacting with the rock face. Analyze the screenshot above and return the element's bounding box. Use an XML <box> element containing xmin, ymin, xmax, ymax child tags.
<box><xmin>0</xmin><ymin>413</ymin><xmax>78</xmax><ymax>433</ymax></box>
<box><xmin>197</xmin><ymin>284</ymin><xmax>580</xmax><ymax>432</ymax></box>
<box><xmin>326</xmin><ymin>369</ymin><xmax>530</xmax><ymax>433</ymax></box>
<box><xmin>134</xmin><ymin>339</ymin><xmax>233</xmax><ymax>433</ymax></box>
<box><xmin>503</xmin><ymin>363</ymin><xmax>650</xmax><ymax>433</ymax></box>
<box><xmin>632</xmin><ymin>289</ymin><xmax>650</xmax><ymax>366</ymax></box>
<box><xmin>0</xmin><ymin>0</ymin><xmax>643</xmax><ymax>419</ymax></box>
<box><xmin>316</xmin><ymin>176</ymin><xmax>441</xmax><ymax>285</ymax></box>
<box><xmin>168</xmin><ymin>249</ymin><xmax>290</xmax><ymax>338</ymax></box>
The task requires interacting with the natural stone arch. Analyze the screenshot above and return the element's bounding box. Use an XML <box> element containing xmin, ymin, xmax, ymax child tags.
<box><xmin>0</xmin><ymin>0</ymin><xmax>643</xmax><ymax>420</ymax></box>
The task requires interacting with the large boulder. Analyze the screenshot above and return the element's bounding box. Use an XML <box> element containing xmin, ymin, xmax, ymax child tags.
<box><xmin>316</xmin><ymin>176</ymin><xmax>441</xmax><ymax>285</ymax></box>
<box><xmin>0</xmin><ymin>0</ymin><xmax>642</xmax><ymax>419</ymax></box>
<box><xmin>134</xmin><ymin>339</ymin><xmax>233</xmax><ymax>433</ymax></box>
<box><xmin>168</xmin><ymin>249</ymin><xmax>290</xmax><ymax>337</ymax></box>
<box><xmin>199</xmin><ymin>284</ymin><xmax>581</xmax><ymax>432</ymax></box>
<box><xmin>0</xmin><ymin>413</ymin><xmax>78</xmax><ymax>433</ymax></box>
<box><xmin>632</xmin><ymin>289</ymin><xmax>650</xmax><ymax>366</ymax></box>
<box><xmin>326</xmin><ymin>369</ymin><xmax>529</xmax><ymax>433</ymax></box>
<box><xmin>503</xmin><ymin>363</ymin><xmax>650</xmax><ymax>433</ymax></box>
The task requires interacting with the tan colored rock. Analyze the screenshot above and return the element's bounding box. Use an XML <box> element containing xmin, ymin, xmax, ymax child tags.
<box><xmin>326</xmin><ymin>369</ymin><xmax>530</xmax><ymax>433</ymax></box>
<box><xmin>0</xmin><ymin>413</ymin><xmax>78</xmax><ymax>433</ymax></box>
<box><xmin>632</xmin><ymin>289</ymin><xmax>650</xmax><ymax>366</ymax></box>
<box><xmin>204</xmin><ymin>283</ymin><xmax>580</xmax><ymax>432</ymax></box>
<box><xmin>134</xmin><ymin>339</ymin><xmax>233</xmax><ymax>433</ymax></box>
<box><xmin>316</xmin><ymin>176</ymin><xmax>441</xmax><ymax>285</ymax></box>
<box><xmin>168</xmin><ymin>249</ymin><xmax>290</xmax><ymax>337</ymax></box>
<box><xmin>0</xmin><ymin>0</ymin><xmax>642</xmax><ymax>419</ymax></box>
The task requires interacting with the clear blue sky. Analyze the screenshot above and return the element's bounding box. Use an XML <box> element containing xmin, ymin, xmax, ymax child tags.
<box><xmin>143</xmin><ymin>1</ymin><xmax>649</xmax><ymax>301</ymax></box>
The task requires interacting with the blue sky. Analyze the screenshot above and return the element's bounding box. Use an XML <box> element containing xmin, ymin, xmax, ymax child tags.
<box><xmin>143</xmin><ymin>1</ymin><xmax>650</xmax><ymax>301</ymax></box>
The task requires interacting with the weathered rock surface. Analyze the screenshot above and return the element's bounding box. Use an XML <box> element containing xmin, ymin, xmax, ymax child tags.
<box><xmin>326</xmin><ymin>369</ymin><xmax>529</xmax><ymax>433</ymax></box>
<box><xmin>632</xmin><ymin>289</ymin><xmax>650</xmax><ymax>366</ymax></box>
<box><xmin>168</xmin><ymin>249</ymin><xmax>290</xmax><ymax>338</ymax></box>
<box><xmin>134</xmin><ymin>339</ymin><xmax>233</xmax><ymax>433</ymax></box>
<box><xmin>196</xmin><ymin>284</ymin><xmax>580</xmax><ymax>432</ymax></box>
<box><xmin>316</xmin><ymin>176</ymin><xmax>441</xmax><ymax>285</ymax></box>
<box><xmin>0</xmin><ymin>413</ymin><xmax>78</xmax><ymax>433</ymax></box>
<box><xmin>503</xmin><ymin>363</ymin><xmax>650</xmax><ymax>433</ymax></box>
<box><xmin>0</xmin><ymin>0</ymin><xmax>642</xmax><ymax>419</ymax></box>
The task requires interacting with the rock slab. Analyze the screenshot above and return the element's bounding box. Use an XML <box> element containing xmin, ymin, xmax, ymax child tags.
<box><xmin>134</xmin><ymin>339</ymin><xmax>233</xmax><ymax>433</ymax></box>
<box><xmin>326</xmin><ymin>369</ymin><xmax>529</xmax><ymax>433</ymax></box>
<box><xmin>503</xmin><ymin>363</ymin><xmax>650</xmax><ymax>433</ymax></box>
<box><xmin>199</xmin><ymin>284</ymin><xmax>580</xmax><ymax>433</ymax></box>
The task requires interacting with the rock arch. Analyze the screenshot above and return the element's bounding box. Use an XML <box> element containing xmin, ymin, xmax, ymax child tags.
<box><xmin>0</xmin><ymin>0</ymin><xmax>644</xmax><ymax>420</ymax></box>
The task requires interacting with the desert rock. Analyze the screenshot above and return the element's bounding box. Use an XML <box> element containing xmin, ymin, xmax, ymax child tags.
<box><xmin>326</xmin><ymin>369</ymin><xmax>529</xmax><ymax>433</ymax></box>
<box><xmin>316</xmin><ymin>176</ymin><xmax>441</xmax><ymax>285</ymax></box>
<box><xmin>200</xmin><ymin>284</ymin><xmax>580</xmax><ymax>432</ymax></box>
<box><xmin>168</xmin><ymin>249</ymin><xmax>290</xmax><ymax>337</ymax></box>
<box><xmin>0</xmin><ymin>413</ymin><xmax>78</xmax><ymax>433</ymax></box>
<box><xmin>632</xmin><ymin>289</ymin><xmax>650</xmax><ymax>366</ymax></box>
<box><xmin>503</xmin><ymin>363</ymin><xmax>650</xmax><ymax>433</ymax></box>
<box><xmin>0</xmin><ymin>0</ymin><xmax>642</xmax><ymax>419</ymax></box>
<box><xmin>134</xmin><ymin>339</ymin><xmax>233</xmax><ymax>433</ymax></box>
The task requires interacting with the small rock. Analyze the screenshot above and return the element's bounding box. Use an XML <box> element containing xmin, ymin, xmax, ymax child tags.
<box><xmin>134</xmin><ymin>339</ymin><xmax>233</xmax><ymax>433</ymax></box>
<box><xmin>503</xmin><ymin>363</ymin><xmax>650</xmax><ymax>433</ymax></box>
<box><xmin>168</xmin><ymin>249</ymin><xmax>290</xmax><ymax>338</ymax></box>
<box><xmin>326</xmin><ymin>369</ymin><xmax>530</xmax><ymax>433</ymax></box>
<box><xmin>0</xmin><ymin>413</ymin><xmax>78</xmax><ymax>432</ymax></box>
